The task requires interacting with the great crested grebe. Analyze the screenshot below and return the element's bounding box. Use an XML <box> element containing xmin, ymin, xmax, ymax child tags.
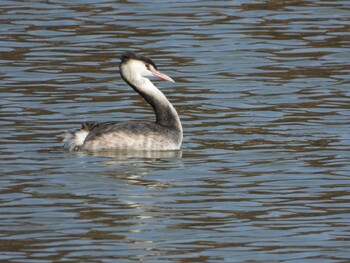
<box><xmin>63</xmin><ymin>51</ymin><xmax>182</xmax><ymax>151</ymax></box>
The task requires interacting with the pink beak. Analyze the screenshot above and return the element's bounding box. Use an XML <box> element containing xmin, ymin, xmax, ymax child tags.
<box><xmin>151</xmin><ymin>69</ymin><xmax>175</xmax><ymax>83</ymax></box>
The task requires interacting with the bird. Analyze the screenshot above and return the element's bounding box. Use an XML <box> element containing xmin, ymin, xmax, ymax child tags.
<box><xmin>63</xmin><ymin>51</ymin><xmax>182</xmax><ymax>151</ymax></box>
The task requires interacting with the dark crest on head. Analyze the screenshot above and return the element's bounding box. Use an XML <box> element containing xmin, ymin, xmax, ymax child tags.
<box><xmin>120</xmin><ymin>51</ymin><xmax>158</xmax><ymax>70</ymax></box>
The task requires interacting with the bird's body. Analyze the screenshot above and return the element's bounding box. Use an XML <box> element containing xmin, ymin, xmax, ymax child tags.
<box><xmin>63</xmin><ymin>51</ymin><xmax>182</xmax><ymax>151</ymax></box>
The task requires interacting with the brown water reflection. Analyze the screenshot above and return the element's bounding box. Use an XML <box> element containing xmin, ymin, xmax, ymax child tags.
<box><xmin>1</xmin><ymin>0</ymin><xmax>350</xmax><ymax>262</ymax></box>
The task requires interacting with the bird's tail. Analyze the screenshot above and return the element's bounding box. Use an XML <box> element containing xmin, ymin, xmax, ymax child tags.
<box><xmin>63</xmin><ymin>127</ymin><xmax>89</xmax><ymax>151</ymax></box>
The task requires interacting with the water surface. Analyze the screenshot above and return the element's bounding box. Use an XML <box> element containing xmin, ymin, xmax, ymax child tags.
<box><xmin>1</xmin><ymin>0</ymin><xmax>350</xmax><ymax>262</ymax></box>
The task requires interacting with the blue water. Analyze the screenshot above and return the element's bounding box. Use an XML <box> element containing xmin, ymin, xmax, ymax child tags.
<box><xmin>1</xmin><ymin>0</ymin><xmax>350</xmax><ymax>262</ymax></box>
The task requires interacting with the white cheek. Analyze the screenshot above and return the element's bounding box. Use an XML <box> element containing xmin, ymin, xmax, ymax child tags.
<box><xmin>139</xmin><ymin>64</ymin><xmax>152</xmax><ymax>77</ymax></box>
<box><xmin>125</xmin><ymin>60</ymin><xmax>151</xmax><ymax>78</ymax></box>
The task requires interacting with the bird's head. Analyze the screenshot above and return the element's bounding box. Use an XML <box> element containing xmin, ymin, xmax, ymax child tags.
<box><xmin>120</xmin><ymin>51</ymin><xmax>175</xmax><ymax>83</ymax></box>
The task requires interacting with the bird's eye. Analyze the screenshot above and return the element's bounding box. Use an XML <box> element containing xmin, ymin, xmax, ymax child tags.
<box><xmin>145</xmin><ymin>64</ymin><xmax>150</xmax><ymax>70</ymax></box>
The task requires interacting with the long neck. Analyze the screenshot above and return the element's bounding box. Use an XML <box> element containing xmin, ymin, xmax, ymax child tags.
<box><xmin>121</xmin><ymin>73</ymin><xmax>182</xmax><ymax>132</ymax></box>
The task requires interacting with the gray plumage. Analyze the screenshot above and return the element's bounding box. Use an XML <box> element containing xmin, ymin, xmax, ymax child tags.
<box><xmin>63</xmin><ymin>51</ymin><xmax>182</xmax><ymax>151</ymax></box>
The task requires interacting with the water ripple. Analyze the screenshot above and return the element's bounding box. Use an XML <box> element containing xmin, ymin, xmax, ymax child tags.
<box><xmin>1</xmin><ymin>0</ymin><xmax>349</xmax><ymax>262</ymax></box>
